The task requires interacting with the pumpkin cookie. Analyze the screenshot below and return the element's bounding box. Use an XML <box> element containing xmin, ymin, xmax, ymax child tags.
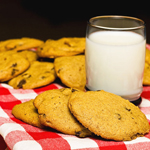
<box><xmin>37</xmin><ymin>37</ymin><xmax>85</xmax><ymax>58</ymax></box>
<box><xmin>12</xmin><ymin>99</ymin><xmax>44</xmax><ymax>128</ymax></box>
<box><xmin>0</xmin><ymin>37</ymin><xmax>44</xmax><ymax>52</ymax></box>
<box><xmin>143</xmin><ymin>62</ymin><xmax>150</xmax><ymax>85</ymax></box>
<box><xmin>8</xmin><ymin>61</ymin><xmax>56</xmax><ymax>89</ymax></box>
<box><xmin>54</xmin><ymin>55</ymin><xmax>86</xmax><ymax>90</ymax></box>
<box><xmin>34</xmin><ymin>88</ymin><xmax>92</xmax><ymax>137</ymax></box>
<box><xmin>68</xmin><ymin>90</ymin><xmax>150</xmax><ymax>141</ymax></box>
<box><xmin>0</xmin><ymin>51</ymin><xmax>30</xmax><ymax>82</ymax></box>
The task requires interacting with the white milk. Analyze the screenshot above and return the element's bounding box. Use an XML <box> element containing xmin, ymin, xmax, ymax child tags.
<box><xmin>85</xmin><ymin>31</ymin><xmax>146</xmax><ymax>101</ymax></box>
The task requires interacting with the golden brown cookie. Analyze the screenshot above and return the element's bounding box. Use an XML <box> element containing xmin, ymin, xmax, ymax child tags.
<box><xmin>69</xmin><ymin>90</ymin><xmax>150</xmax><ymax>141</ymax></box>
<box><xmin>12</xmin><ymin>99</ymin><xmax>44</xmax><ymax>128</ymax></box>
<box><xmin>8</xmin><ymin>61</ymin><xmax>56</xmax><ymax>89</ymax></box>
<box><xmin>54</xmin><ymin>55</ymin><xmax>86</xmax><ymax>90</ymax></box>
<box><xmin>37</xmin><ymin>37</ymin><xmax>85</xmax><ymax>58</ymax></box>
<box><xmin>0</xmin><ymin>37</ymin><xmax>44</xmax><ymax>52</ymax></box>
<box><xmin>34</xmin><ymin>88</ymin><xmax>92</xmax><ymax>137</ymax></box>
<box><xmin>143</xmin><ymin>62</ymin><xmax>150</xmax><ymax>85</ymax></box>
<box><xmin>0</xmin><ymin>51</ymin><xmax>30</xmax><ymax>82</ymax></box>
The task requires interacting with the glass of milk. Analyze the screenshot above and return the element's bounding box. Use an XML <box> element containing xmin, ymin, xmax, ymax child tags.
<box><xmin>85</xmin><ymin>16</ymin><xmax>146</xmax><ymax>102</ymax></box>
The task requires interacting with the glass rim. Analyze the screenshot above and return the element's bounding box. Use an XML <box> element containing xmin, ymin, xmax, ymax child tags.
<box><xmin>88</xmin><ymin>15</ymin><xmax>145</xmax><ymax>31</ymax></box>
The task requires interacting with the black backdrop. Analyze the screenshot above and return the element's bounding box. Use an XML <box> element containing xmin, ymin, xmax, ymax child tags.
<box><xmin>0</xmin><ymin>0</ymin><xmax>150</xmax><ymax>43</ymax></box>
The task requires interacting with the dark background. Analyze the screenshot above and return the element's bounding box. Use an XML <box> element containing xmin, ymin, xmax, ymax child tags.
<box><xmin>0</xmin><ymin>0</ymin><xmax>150</xmax><ymax>43</ymax></box>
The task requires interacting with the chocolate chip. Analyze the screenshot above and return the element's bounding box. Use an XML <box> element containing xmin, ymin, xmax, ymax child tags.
<box><xmin>17</xmin><ymin>79</ymin><xmax>26</xmax><ymax>88</ymax></box>
<box><xmin>11</xmin><ymin>63</ymin><xmax>17</xmax><ymax>67</ymax></box>
<box><xmin>17</xmin><ymin>50</ymin><xmax>24</xmax><ymax>52</ymax></box>
<box><xmin>125</xmin><ymin>107</ymin><xmax>131</xmax><ymax>111</ymax></box>
<box><xmin>57</xmin><ymin>68</ymin><xmax>61</xmax><ymax>73</ymax></box>
<box><xmin>72</xmin><ymin>89</ymin><xmax>78</xmax><ymax>92</ymax></box>
<box><xmin>22</xmin><ymin>73</ymin><xmax>28</xmax><ymax>76</ymax></box>
<box><xmin>22</xmin><ymin>73</ymin><xmax>31</xmax><ymax>78</ymax></box>
<box><xmin>131</xmin><ymin>133</ymin><xmax>141</xmax><ymax>140</ymax></box>
<box><xmin>42</xmin><ymin>114</ymin><xmax>46</xmax><ymax>118</ymax></box>
<box><xmin>11</xmin><ymin>69</ymin><xmax>19</xmax><ymax>76</ymax></box>
<box><xmin>64</xmin><ymin>41</ymin><xmax>71</xmax><ymax>47</ymax></box>
<box><xmin>28</xmin><ymin>75</ymin><xmax>31</xmax><ymax>78</ymax></box>
<box><xmin>115</xmin><ymin>113</ymin><xmax>121</xmax><ymax>120</ymax></box>
<box><xmin>75</xmin><ymin>131</ymin><xmax>82</xmax><ymax>137</ymax></box>
<box><xmin>41</xmin><ymin>76</ymin><xmax>46</xmax><ymax>79</ymax></box>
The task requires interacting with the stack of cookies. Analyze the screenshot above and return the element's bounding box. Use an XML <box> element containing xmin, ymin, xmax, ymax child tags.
<box><xmin>0</xmin><ymin>37</ymin><xmax>86</xmax><ymax>90</ymax></box>
<box><xmin>12</xmin><ymin>88</ymin><xmax>150</xmax><ymax>141</ymax></box>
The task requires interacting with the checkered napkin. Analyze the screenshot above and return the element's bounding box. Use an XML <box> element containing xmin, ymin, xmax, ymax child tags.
<box><xmin>0</xmin><ymin>83</ymin><xmax>150</xmax><ymax>150</ymax></box>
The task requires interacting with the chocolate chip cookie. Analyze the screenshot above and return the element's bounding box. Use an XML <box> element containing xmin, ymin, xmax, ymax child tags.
<box><xmin>0</xmin><ymin>51</ymin><xmax>30</xmax><ymax>82</ymax></box>
<box><xmin>12</xmin><ymin>99</ymin><xmax>44</xmax><ymax>128</ymax></box>
<box><xmin>54</xmin><ymin>55</ymin><xmax>86</xmax><ymax>90</ymax></box>
<box><xmin>37</xmin><ymin>37</ymin><xmax>85</xmax><ymax>58</ymax></box>
<box><xmin>0</xmin><ymin>37</ymin><xmax>44</xmax><ymax>51</ymax></box>
<box><xmin>8</xmin><ymin>61</ymin><xmax>56</xmax><ymax>89</ymax></box>
<box><xmin>69</xmin><ymin>90</ymin><xmax>150</xmax><ymax>141</ymax></box>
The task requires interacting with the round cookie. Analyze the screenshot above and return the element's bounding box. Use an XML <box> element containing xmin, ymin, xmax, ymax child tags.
<box><xmin>0</xmin><ymin>37</ymin><xmax>44</xmax><ymax>52</ymax></box>
<box><xmin>68</xmin><ymin>90</ymin><xmax>150</xmax><ymax>141</ymax></box>
<box><xmin>37</xmin><ymin>37</ymin><xmax>85</xmax><ymax>58</ymax></box>
<box><xmin>0</xmin><ymin>51</ymin><xmax>30</xmax><ymax>82</ymax></box>
<box><xmin>34</xmin><ymin>88</ymin><xmax>92</xmax><ymax>137</ymax></box>
<box><xmin>54</xmin><ymin>55</ymin><xmax>86</xmax><ymax>90</ymax></box>
<box><xmin>8</xmin><ymin>61</ymin><xmax>56</xmax><ymax>89</ymax></box>
<box><xmin>12</xmin><ymin>99</ymin><xmax>44</xmax><ymax>128</ymax></box>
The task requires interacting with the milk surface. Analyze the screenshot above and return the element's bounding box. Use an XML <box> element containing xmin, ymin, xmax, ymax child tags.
<box><xmin>85</xmin><ymin>31</ymin><xmax>146</xmax><ymax>100</ymax></box>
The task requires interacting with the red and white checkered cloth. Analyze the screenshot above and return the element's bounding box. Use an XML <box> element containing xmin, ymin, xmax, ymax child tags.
<box><xmin>0</xmin><ymin>84</ymin><xmax>150</xmax><ymax>150</ymax></box>
<box><xmin>0</xmin><ymin>46</ymin><xmax>150</xmax><ymax>150</ymax></box>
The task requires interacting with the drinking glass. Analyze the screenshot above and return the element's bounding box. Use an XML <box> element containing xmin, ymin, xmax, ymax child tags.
<box><xmin>85</xmin><ymin>16</ymin><xmax>146</xmax><ymax>103</ymax></box>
